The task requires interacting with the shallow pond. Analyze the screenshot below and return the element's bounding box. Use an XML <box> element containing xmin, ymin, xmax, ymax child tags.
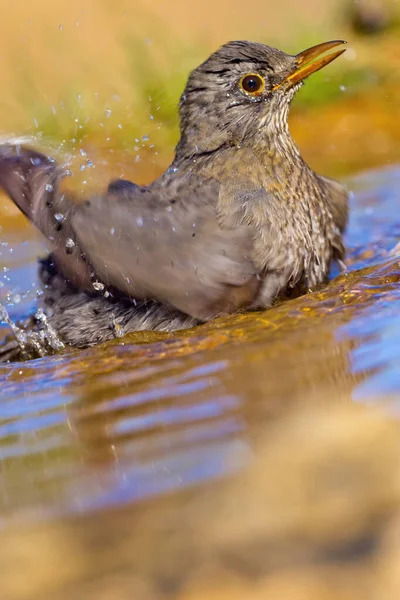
<box><xmin>2</xmin><ymin>0</ymin><xmax>400</xmax><ymax>593</ymax></box>
<box><xmin>2</xmin><ymin>150</ymin><xmax>400</xmax><ymax>599</ymax></box>
<box><xmin>0</xmin><ymin>158</ymin><xmax>400</xmax><ymax>518</ymax></box>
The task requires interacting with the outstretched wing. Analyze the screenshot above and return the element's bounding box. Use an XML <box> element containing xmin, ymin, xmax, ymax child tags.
<box><xmin>0</xmin><ymin>144</ymin><xmax>93</xmax><ymax>289</ymax></box>
<box><xmin>72</xmin><ymin>175</ymin><xmax>259</xmax><ymax>319</ymax></box>
<box><xmin>0</xmin><ymin>145</ymin><xmax>260</xmax><ymax>320</ymax></box>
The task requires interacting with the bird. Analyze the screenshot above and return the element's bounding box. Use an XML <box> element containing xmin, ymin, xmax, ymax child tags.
<box><xmin>0</xmin><ymin>39</ymin><xmax>349</xmax><ymax>361</ymax></box>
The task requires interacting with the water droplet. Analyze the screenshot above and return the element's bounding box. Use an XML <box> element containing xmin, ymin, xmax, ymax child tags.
<box><xmin>104</xmin><ymin>109</ymin><xmax>112</xmax><ymax>118</ymax></box>
<box><xmin>80</xmin><ymin>164</ymin><xmax>85</xmax><ymax>171</ymax></box>
<box><xmin>35</xmin><ymin>308</ymin><xmax>45</xmax><ymax>321</ymax></box>
<box><xmin>79</xmin><ymin>148</ymin><xmax>87</xmax><ymax>157</ymax></box>
<box><xmin>45</xmin><ymin>183</ymin><xmax>53</xmax><ymax>192</ymax></box>
<box><xmin>339</xmin><ymin>85</ymin><xmax>346</xmax><ymax>92</ymax></box>
<box><xmin>54</xmin><ymin>213</ymin><xmax>64</xmax><ymax>222</ymax></box>
<box><xmin>142</xmin><ymin>134</ymin><xmax>149</xmax><ymax>142</ymax></box>
<box><xmin>110</xmin><ymin>227</ymin><xmax>115</xmax><ymax>236</ymax></box>
<box><xmin>65</xmin><ymin>238</ymin><xmax>75</xmax><ymax>248</ymax></box>
<box><xmin>111</xmin><ymin>316</ymin><xmax>124</xmax><ymax>338</ymax></box>
<box><xmin>136</xmin><ymin>216</ymin><xmax>144</xmax><ymax>227</ymax></box>
<box><xmin>93</xmin><ymin>281</ymin><xmax>105</xmax><ymax>291</ymax></box>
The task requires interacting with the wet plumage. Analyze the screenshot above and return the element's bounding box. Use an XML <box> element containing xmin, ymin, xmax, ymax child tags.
<box><xmin>0</xmin><ymin>40</ymin><xmax>348</xmax><ymax>361</ymax></box>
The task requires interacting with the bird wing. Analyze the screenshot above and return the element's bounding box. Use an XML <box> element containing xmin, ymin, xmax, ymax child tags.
<box><xmin>0</xmin><ymin>145</ymin><xmax>260</xmax><ymax>320</ymax></box>
<box><xmin>0</xmin><ymin>145</ymin><xmax>93</xmax><ymax>289</ymax></box>
<box><xmin>72</xmin><ymin>176</ymin><xmax>260</xmax><ymax>320</ymax></box>
<box><xmin>317</xmin><ymin>174</ymin><xmax>349</xmax><ymax>264</ymax></box>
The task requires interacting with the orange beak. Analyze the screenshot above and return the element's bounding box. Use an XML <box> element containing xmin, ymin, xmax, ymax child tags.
<box><xmin>273</xmin><ymin>40</ymin><xmax>347</xmax><ymax>90</ymax></box>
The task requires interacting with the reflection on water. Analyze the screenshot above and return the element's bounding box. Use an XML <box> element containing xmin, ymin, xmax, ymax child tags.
<box><xmin>346</xmin><ymin>166</ymin><xmax>400</xmax><ymax>265</ymax></box>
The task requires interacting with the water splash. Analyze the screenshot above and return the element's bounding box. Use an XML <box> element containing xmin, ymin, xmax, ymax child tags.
<box><xmin>0</xmin><ymin>303</ymin><xmax>29</xmax><ymax>355</ymax></box>
<box><xmin>0</xmin><ymin>303</ymin><xmax>64</xmax><ymax>361</ymax></box>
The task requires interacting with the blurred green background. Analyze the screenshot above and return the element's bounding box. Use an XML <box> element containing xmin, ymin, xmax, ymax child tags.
<box><xmin>0</xmin><ymin>0</ymin><xmax>399</xmax><ymax>222</ymax></box>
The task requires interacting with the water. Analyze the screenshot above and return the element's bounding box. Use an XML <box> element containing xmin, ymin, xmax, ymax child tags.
<box><xmin>0</xmin><ymin>162</ymin><xmax>400</xmax><ymax>524</ymax></box>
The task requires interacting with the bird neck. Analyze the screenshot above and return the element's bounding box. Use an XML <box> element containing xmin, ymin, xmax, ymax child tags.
<box><xmin>172</xmin><ymin>124</ymin><xmax>311</xmax><ymax>184</ymax></box>
<box><xmin>254</xmin><ymin>125</ymin><xmax>304</xmax><ymax>165</ymax></box>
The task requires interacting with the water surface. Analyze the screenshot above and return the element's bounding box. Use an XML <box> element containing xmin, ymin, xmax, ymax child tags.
<box><xmin>1</xmin><ymin>161</ymin><xmax>400</xmax><ymax>523</ymax></box>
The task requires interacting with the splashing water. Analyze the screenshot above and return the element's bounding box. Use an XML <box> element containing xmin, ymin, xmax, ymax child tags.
<box><xmin>0</xmin><ymin>303</ymin><xmax>65</xmax><ymax>360</ymax></box>
<box><xmin>0</xmin><ymin>302</ymin><xmax>29</xmax><ymax>354</ymax></box>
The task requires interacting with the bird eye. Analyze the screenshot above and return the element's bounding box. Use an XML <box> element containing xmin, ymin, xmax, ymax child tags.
<box><xmin>239</xmin><ymin>73</ymin><xmax>265</xmax><ymax>95</ymax></box>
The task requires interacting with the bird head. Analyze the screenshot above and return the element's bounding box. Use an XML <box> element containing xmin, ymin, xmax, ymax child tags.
<box><xmin>177</xmin><ymin>40</ymin><xmax>346</xmax><ymax>156</ymax></box>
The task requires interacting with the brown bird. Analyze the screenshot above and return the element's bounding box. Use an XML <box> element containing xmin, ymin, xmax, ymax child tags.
<box><xmin>0</xmin><ymin>39</ymin><xmax>348</xmax><ymax>361</ymax></box>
